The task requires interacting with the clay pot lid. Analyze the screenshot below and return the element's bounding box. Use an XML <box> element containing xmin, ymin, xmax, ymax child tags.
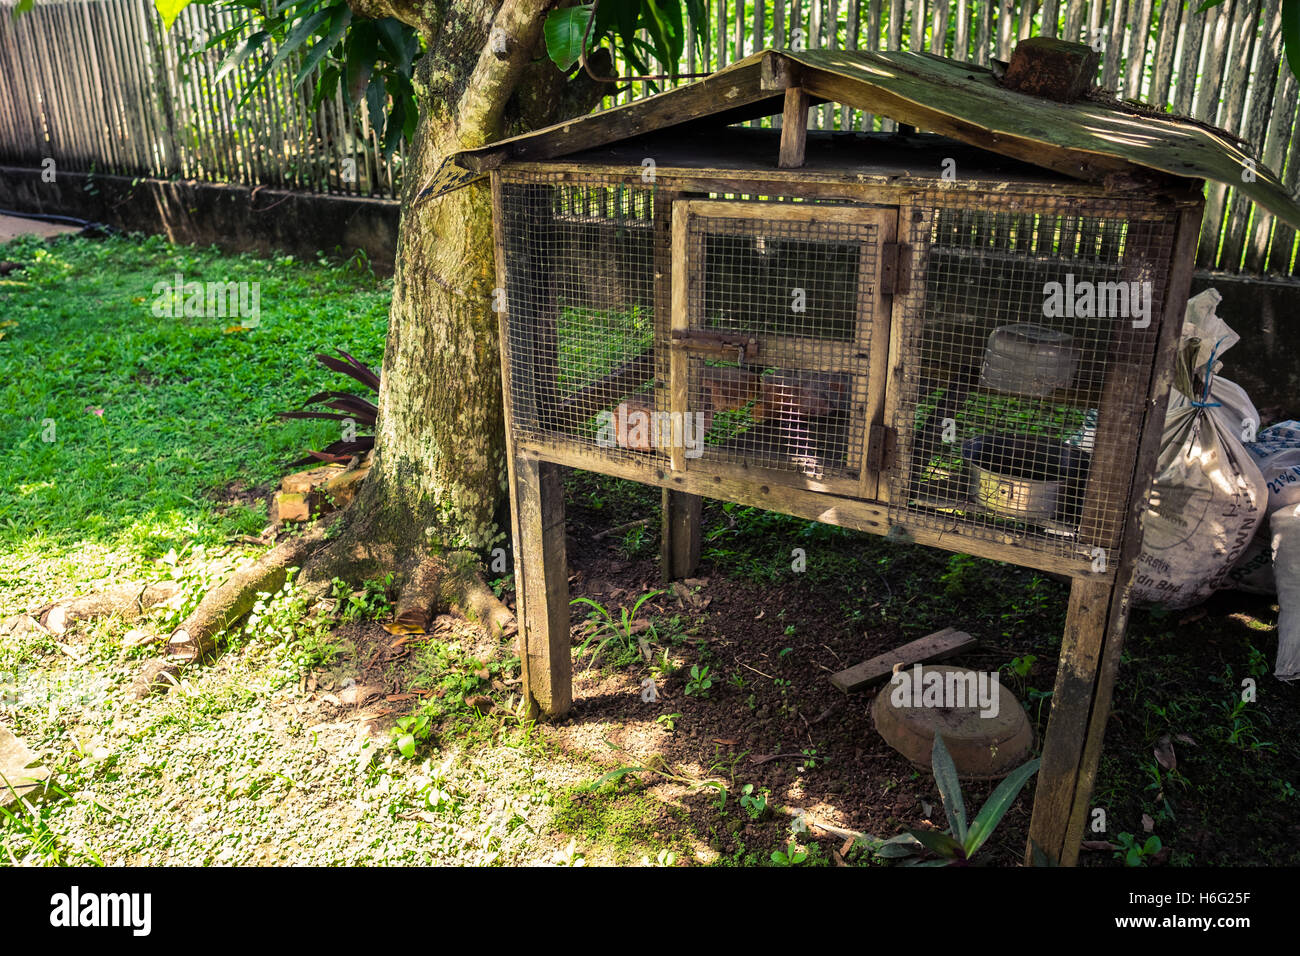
<box><xmin>871</xmin><ymin>664</ymin><xmax>1034</xmax><ymax>780</ymax></box>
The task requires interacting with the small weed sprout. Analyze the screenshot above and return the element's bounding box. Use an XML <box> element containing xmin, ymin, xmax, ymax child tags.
<box><xmin>770</xmin><ymin>840</ymin><xmax>808</xmax><ymax>866</ymax></box>
<box><xmin>1001</xmin><ymin>654</ymin><xmax>1037</xmax><ymax>679</ymax></box>
<box><xmin>739</xmin><ymin>783</ymin><xmax>769</xmax><ymax>820</ymax></box>
<box><xmin>656</xmin><ymin>712</ymin><xmax>682</xmax><ymax>733</ymax></box>
<box><xmin>571</xmin><ymin>589</ymin><xmax>665</xmax><ymax>670</ymax></box>
<box><xmin>391</xmin><ymin>713</ymin><xmax>433</xmax><ymax>759</ymax></box>
<box><xmin>684</xmin><ymin>664</ymin><xmax>713</xmax><ymax>697</ymax></box>
<box><xmin>1114</xmin><ymin>832</ymin><xmax>1163</xmax><ymax>867</ymax></box>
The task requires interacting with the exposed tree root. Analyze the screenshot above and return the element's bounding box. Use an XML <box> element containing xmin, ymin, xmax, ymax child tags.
<box><xmin>441</xmin><ymin>550</ymin><xmax>516</xmax><ymax>638</ymax></box>
<box><xmin>27</xmin><ymin>511</ymin><xmax>515</xmax><ymax>681</ymax></box>
<box><xmin>393</xmin><ymin>555</ymin><xmax>442</xmax><ymax>632</ymax></box>
<box><xmin>167</xmin><ymin>528</ymin><xmax>327</xmax><ymax>663</ymax></box>
<box><xmin>37</xmin><ymin>580</ymin><xmax>181</xmax><ymax>635</ymax></box>
<box><xmin>296</xmin><ymin>509</ymin><xmax>516</xmax><ymax>651</ymax></box>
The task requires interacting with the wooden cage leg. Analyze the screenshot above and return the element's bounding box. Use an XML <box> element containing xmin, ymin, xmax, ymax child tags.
<box><xmin>1026</xmin><ymin>575</ymin><xmax>1132</xmax><ymax>866</ymax></box>
<box><xmin>513</xmin><ymin>454</ymin><xmax>571</xmax><ymax>718</ymax></box>
<box><xmin>660</xmin><ymin>488</ymin><xmax>702</xmax><ymax>582</ymax></box>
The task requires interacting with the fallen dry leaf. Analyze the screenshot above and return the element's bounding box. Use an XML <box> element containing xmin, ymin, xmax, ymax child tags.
<box><xmin>385</xmin><ymin>693</ymin><xmax>417</xmax><ymax>702</ymax></box>
<box><xmin>1153</xmin><ymin>734</ymin><xmax>1177</xmax><ymax>772</ymax></box>
<box><xmin>1081</xmin><ymin>840</ymin><xmax>1120</xmax><ymax>852</ymax></box>
<box><xmin>1142</xmin><ymin>813</ymin><xmax>1155</xmax><ymax>833</ymax></box>
<box><xmin>712</xmin><ymin>738</ymin><xmax>739</xmax><ymax>746</ymax></box>
<box><xmin>339</xmin><ymin>682</ymin><xmax>383</xmax><ymax>706</ymax></box>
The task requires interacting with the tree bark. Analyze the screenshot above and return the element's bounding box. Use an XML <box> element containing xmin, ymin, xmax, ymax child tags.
<box><xmin>310</xmin><ymin>0</ymin><xmax>602</xmax><ymax>631</ymax></box>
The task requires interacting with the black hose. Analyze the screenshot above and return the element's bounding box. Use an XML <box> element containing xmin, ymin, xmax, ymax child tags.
<box><xmin>0</xmin><ymin>207</ymin><xmax>94</xmax><ymax>227</ymax></box>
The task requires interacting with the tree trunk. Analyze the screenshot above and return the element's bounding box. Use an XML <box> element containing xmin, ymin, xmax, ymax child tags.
<box><xmin>339</xmin><ymin>2</ymin><xmax>525</xmax><ymax>560</ymax></box>
<box><xmin>311</xmin><ymin>0</ymin><xmax>602</xmax><ymax>630</ymax></box>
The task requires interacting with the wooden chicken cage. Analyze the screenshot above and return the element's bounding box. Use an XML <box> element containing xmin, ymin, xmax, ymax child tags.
<box><xmin>430</xmin><ymin>43</ymin><xmax>1300</xmax><ymax>865</ymax></box>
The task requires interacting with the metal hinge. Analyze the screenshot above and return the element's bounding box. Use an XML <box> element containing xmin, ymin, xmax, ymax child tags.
<box><xmin>879</xmin><ymin>242</ymin><xmax>911</xmax><ymax>296</ymax></box>
<box><xmin>866</xmin><ymin>423</ymin><xmax>897</xmax><ymax>472</ymax></box>
<box><xmin>670</xmin><ymin>330</ymin><xmax>759</xmax><ymax>363</ymax></box>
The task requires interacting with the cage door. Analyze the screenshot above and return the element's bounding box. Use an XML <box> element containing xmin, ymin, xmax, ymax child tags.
<box><xmin>669</xmin><ymin>199</ymin><xmax>897</xmax><ymax>499</ymax></box>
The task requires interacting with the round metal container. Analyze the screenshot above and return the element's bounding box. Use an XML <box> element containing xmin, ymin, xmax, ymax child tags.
<box><xmin>871</xmin><ymin>665</ymin><xmax>1034</xmax><ymax>780</ymax></box>
<box><xmin>979</xmin><ymin>323</ymin><xmax>1080</xmax><ymax>396</ymax></box>
<box><xmin>963</xmin><ymin>434</ymin><xmax>1087</xmax><ymax>521</ymax></box>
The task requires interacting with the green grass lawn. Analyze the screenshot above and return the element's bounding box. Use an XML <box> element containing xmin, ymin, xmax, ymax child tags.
<box><xmin>1</xmin><ymin>233</ymin><xmax>389</xmax><ymax>612</ymax></box>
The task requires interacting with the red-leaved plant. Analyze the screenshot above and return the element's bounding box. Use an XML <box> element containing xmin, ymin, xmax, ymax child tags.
<box><xmin>278</xmin><ymin>349</ymin><xmax>379</xmax><ymax>465</ymax></box>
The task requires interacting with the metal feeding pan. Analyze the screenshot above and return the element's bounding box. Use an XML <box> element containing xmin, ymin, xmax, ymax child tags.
<box><xmin>871</xmin><ymin>665</ymin><xmax>1034</xmax><ymax>780</ymax></box>
<box><xmin>979</xmin><ymin>323</ymin><xmax>1080</xmax><ymax>396</ymax></box>
<box><xmin>963</xmin><ymin>434</ymin><xmax>1089</xmax><ymax>521</ymax></box>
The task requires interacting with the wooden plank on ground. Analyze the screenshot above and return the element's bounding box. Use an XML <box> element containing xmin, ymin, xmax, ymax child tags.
<box><xmin>830</xmin><ymin>627</ymin><xmax>976</xmax><ymax>692</ymax></box>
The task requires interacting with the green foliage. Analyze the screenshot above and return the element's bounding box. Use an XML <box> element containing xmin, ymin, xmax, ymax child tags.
<box><xmin>769</xmin><ymin>840</ymin><xmax>809</xmax><ymax>866</ymax></box>
<box><xmin>1003</xmin><ymin>654</ymin><xmax>1038</xmax><ymax>679</ymax></box>
<box><xmin>148</xmin><ymin>0</ymin><xmax>709</xmax><ymax>162</ymax></box>
<box><xmin>655</xmin><ymin>712</ymin><xmax>682</xmax><ymax>733</ymax></box>
<box><xmin>158</xmin><ymin>0</ymin><xmax>419</xmax><ymax>158</ymax></box>
<box><xmin>684</xmin><ymin>663</ymin><xmax>712</xmax><ymax>697</ymax></box>
<box><xmin>0</xmin><ymin>781</ymin><xmax>72</xmax><ymax>865</ymax></box>
<box><xmin>1114</xmin><ymin>831</ymin><xmax>1163</xmax><ymax>867</ymax></box>
<box><xmin>331</xmin><ymin>574</ymin><xmax>394</xmax><ymax>623</ymax></box>
<box><xmin>543</xmin><ymin>4</ymin><xmax>594</xmax><ymax>71</ymax></box>
<box><xmin>738</xmin><ymin>783</ymin><xmax>768</xmax><ymax>820</ymax></box>
<box><xmin>570</xmin><ymin>589</ymin><xmax>665</xmax><ymax>670</ymax></box>
<box><xmin>391</xmin><ymin>713</ymin><xmax>433</xmax><ymax>759</ymax></box>
<box><xmin>544</xmin><ymin>0</ymin><xmax>709</xmax><ymax>82</ymax></box>
<box><xmin>875</xmin><ymin>734</ymin><xmax>1040</xmax><ymax>866</ymax></box>
<box><xmin>406</xmin><ymin>640</ymin><xmax>504</xmax><ymax>727</ymax></box>
<box><xmin>554</xmin><ymin>838</ymin><xmax>587</xmax><ymax>866</ymax></box>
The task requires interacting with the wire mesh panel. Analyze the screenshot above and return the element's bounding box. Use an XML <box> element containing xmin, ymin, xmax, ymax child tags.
<box><xmin>886</xmin><ymin>197</ymin><xmax>1180</xmax><ymax>561</ymax></box>
<box><xmin>675</xmin><ymin>202</ymin><xmax>890</xmax><ymax>488</ymax></box>
<box><xmin>498</xmin><ymin>172</ymin><xmax>662</xmax><ymax>463</ymax></box>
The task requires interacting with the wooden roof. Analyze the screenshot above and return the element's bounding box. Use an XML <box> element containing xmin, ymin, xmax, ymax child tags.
<box><xmin>425</xmin><ymin>48</ymin><xmax>1300</xmax><ymax>229</ymax></box>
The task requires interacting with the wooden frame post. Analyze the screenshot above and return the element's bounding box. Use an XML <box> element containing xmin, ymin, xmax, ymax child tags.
<box><xmin>491</xmin><ymin>170</ymin><xmax>571</xmax><ymax>719</ymax></box>
<box><xmin>1025</xmin><ymin>206</ymin><xmax>1203</xmax><ymax>865</ymax></box>
<box><xmin>661</xmin><ymin>489</ymin><xmax>702</xmax><ymax>581</ymax></box>
<box><xmin>654</xmin><ymin>185</ymin><xmax>703</xmax><ymax>582</ymax></box>
<box><xmin>512</xmin><ymin>453</ymin><xmax>571</xmax><ymax>718</ymax></box>
<box><xmin>778</xmin><ymin>87</ymin><xmax>810</xmax><ymax>168</ymax></box>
